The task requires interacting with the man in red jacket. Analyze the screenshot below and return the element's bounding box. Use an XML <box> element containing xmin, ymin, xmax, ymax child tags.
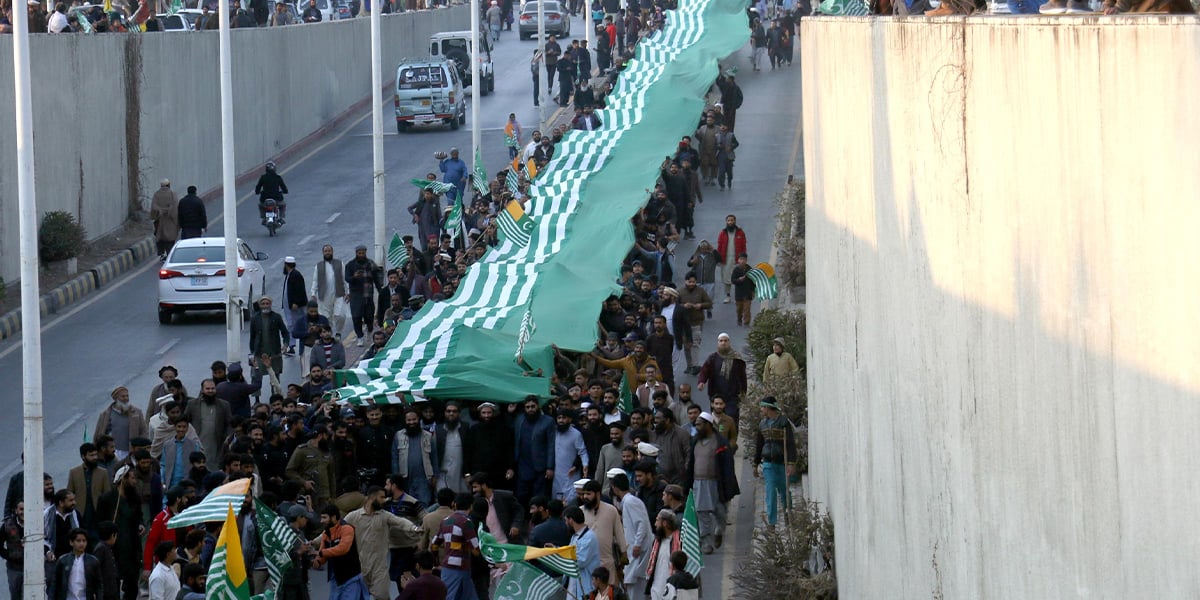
<box><xmin>141</xmin><ymin>487</ymin><xmax>186</xmax><ymax>578</ymax></box>
<box><xmin>715</xmin><ymin>214</ymin><xmax>747</xmax><ymax>304</ymax></box>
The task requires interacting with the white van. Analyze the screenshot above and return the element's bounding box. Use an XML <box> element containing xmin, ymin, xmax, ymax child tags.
<box><xmin>394</xmin><ymin>58</ymin><xmax>467</xmax><ymax>132</ymax></box>
<box><xmin>429</xmin><ymin>30</ymin><xmax>495</xmax><ymax>96</ymax></box>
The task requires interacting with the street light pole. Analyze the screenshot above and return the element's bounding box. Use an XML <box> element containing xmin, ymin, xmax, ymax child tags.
<box><xmin>12</xmin><ymin>1</ymin><xmax>46</xmax><ymax>599</ymax></box>
<box><xmin>220</xmin><ymin>0</ymin><xmax>241</xmax><ymax>362</ymax></box>
<box><xmin>371</xmin><ymin>0</ymin><xmax>386</xmax><ymax>265</ymax></box>
<box><xmin>537</xmin><ymin>0</ymin><xmax>545</xmax><ymax>130</ymax></box>
<box><xmin>470</xmin><ymin>0</ymin><xmax>481</xmax><ymax>190</ymax></box>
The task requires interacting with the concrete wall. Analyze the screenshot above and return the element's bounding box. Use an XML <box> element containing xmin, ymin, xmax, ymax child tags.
<box><xmin>802</xmin><ymin>17</ymin><xmax>1200</xmax><ymax>599</ymax></box>
<box><xmin>0</xmin><ymin>6</ymin><xmax>466</xmax><ymax>282</ymax></box>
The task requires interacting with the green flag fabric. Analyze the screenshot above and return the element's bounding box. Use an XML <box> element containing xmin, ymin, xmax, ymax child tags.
<box><xmin>387</xmin><ymin>233</ymin><xmax>410</xmax><ymax>270</ymax></box>
<box><xmin>443</xmin><ymin>197</ymin><xmax>464</xmax><ymax>236</ymax></box>
<box><xmin>207</xmin><ymin>505</ymin><xmax>252</xmax><ymax>600</ymax></box>
<box><xmin>818</xmin><ymin>0</ymin><xmax>869</xmax><ymax>14</ymax></box>
<box><xmin>497</xmin><ymin>200</ymin><xmax>535</xmax><ymax>248</ymax></box>
<box><xmin>254</xmin><ymin>499</ymin><xmax>299</xmax><ymax>585</ymax></box>
<box><xmin>505</xmin><ymin>168</ymin><xmax>521</xmax><ymax>195</ymax></box>
<box><xmin>495</xmin><ymin>561</ymin><xmax>567</xmax><ymax>600</ymax></box>
<box><xmin>473</xmin><ymin>147</ymin><xmax>489</xmax><ymax>196</ymax></box>
<box><xmin>746</xmin><ymin>262</ymin><xmax>778</xmax><ymax>300</ymax></box>
<box><xmin>479</xmin><ymin>525</ymin><xmax>580</xmax><ymax>577</ymax></box>
<box><xmin>330</xmin><ymin>0</ymin><xmax>749</xmax><ymax>405</ymax></box>
<box><xmin>681</xmin><ymin>492</ymin><xmax>704</xmax><ymax>576</ymax></box>
<box><xmin>169</xmin><ymin>479</ymin><xmax>251</xmax><ymax>529</ymax></box>
<box><xmin>409</xmin><ymin>178</ymin><xmax>457</xmax><ymax>195</ymax></box>
<box><xmin>618</xmin><ymin>372</ymin><xmax>635</xmax><ymax>414</ymax></box>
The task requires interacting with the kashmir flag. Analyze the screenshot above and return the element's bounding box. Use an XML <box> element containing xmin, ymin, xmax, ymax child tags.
<box><xmin>409</xmin><ymin>178</ymin><xmax>456</xmax><ymax>195</ymax></box>
<box><xmin>387</xmin><ymin>233</ymin><xmax>410</xmax><ymax>270</ymax></box>
<box><xmin>443</xmin><ymin>196</ymin><xmax>464</xmax><ymax>235</ymax></box>
<box><xmin>495</xmin><ymin>561</ymin><xmax>567</xmax><ymax>600</ymax></box>
<box><xmin>505</xmin><ymin>169</ymin><xmax>520</xmax><ymax>195</ymax></box>
<box><xmin>818</xmin><ymin>0</ymin><xmax>869</xmax><ymax>15</ymax></box>
<box><xmin>168</xmin><ymin>479</ymin><xmax>252</xmax><ymax>529</ymax></box>
<box><xmin>478</xmin><ymin>526</ymin><xmax>579</xmax><ymax>578</ymax></box>
<box><xmin>524</xmin><ymin>158</ymin><xmax>539</xmax><ymax>180</ymax></box>
<box><xmin>207</xmin><ymin>505</ymin><xmax>251</xmax><ymax>600</ymax></box>
<box><xmin>618</xmin><ymin>372</ymin><xmax>635</xmax><ymax>414</ymax></box>
<box><xmin>681</xmin><ymin>493</ymin><xmax>704</xmax><ymax>576</ymax></box>
<box><xmin>746</xmin><ymin>262</ymin><xmax>779</xmax><ymax>300</ymax></box>
<box><xmin>254</xmin><ymin>498</ymin><xmax>299</xmax><ymax>585</ymax></box>
<box><xmin>472</xmin><ymin>147</ymin><xmax>489</xmax><ymax>196</ymax></box>
<box><xmin>497</xmin><ymin>200</ymin><xmax>535</xmax><ymax>248</ymax></box>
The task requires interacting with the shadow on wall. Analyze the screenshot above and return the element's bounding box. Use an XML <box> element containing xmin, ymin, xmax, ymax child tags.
<box><xmin>803</xmin><ymin>17</ymin><xmax>1200</xmax><ymax>600</ymax></box>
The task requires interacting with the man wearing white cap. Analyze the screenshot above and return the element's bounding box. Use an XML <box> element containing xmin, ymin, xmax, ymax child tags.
<box><xmin>683</xmin><ymin>412</ymin><xmax>739</xmax><ymax>554</ymax></box>
<box><xmin>281</xmin><ymin>257</ymin><xmax>307</xmax><ymax>355</ymax></box>
<box><xmin>696</xmin><ymin>332</ymin><xmax>748</xmax><ymax>420</ymax></box>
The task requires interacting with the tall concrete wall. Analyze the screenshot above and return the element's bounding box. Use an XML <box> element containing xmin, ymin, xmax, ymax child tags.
<box><xmin>802</xmin><ymin>17</ymin><xmax>1200</xmax><ymax>599</ymax></box>
<box><xmin>0</xmin><ymin>6</ymin><xmax>466</xmax><ymax>282</ymax></box>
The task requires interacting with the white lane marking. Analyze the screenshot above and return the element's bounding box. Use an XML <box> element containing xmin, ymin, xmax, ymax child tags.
<box><xmin>51</xmin><ymin>413</ymin><xmax>85</xmax><ymax>436</ymax></box>
<box><xmin>325</xmin><ymin>212</ymin><xmax>342</xmax><ymax>224</ymax></box>
<box><xmin>155</xmin><ymin>338</ymin><xmax>181</xmax><ymax>355</ymax></box>
<box><xmin>297</xmin><ymin>234</ymin><xmax>315</xmax><ymax>246</ymax></box>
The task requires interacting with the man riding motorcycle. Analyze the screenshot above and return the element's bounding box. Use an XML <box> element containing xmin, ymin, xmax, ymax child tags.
<box><xmin>255</xmin><ymin>162</ymin><xmax>289</xmax><ymax>224</ymax></box>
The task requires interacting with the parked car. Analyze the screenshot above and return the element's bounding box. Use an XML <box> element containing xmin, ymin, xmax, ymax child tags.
<box><xmin>518</xmin><ymin>0</ymin><xmax>569</xmax><ymax>40</ymax></box>
<box><xmin>393</xmin><ymin>58</ymin><xmax>466</xmax><ymax>132</ymax></box>
<box><xmin>429</xmin><ymin>29</ymin><xmax>494</xmax><ymax>96</ymax></box>
<box><xmin>156</xmin><ymin>12</ymin><xmax>192</xmax><ymax>30</ymax></box>
<box><xmin>157</xmin><ymin>237</ymin><xmax>268</xmax><ymax>324</ymax></box>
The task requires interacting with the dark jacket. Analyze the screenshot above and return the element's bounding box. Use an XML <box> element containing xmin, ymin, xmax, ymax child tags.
<box><xmin>53</xmin><ymin>553</ymin><xmax>103</xmax><ymax>600</ymax></box>
<box><xmin>249</xmin><ymin>310</ymin><xmax>290</xmax><ymax>358</ymax></box>
<box><xmin>512</xmin><ymin>412</ymin><xmax>556</xmax><ymax>474</ymax></box>
<box><xmin>482</xmin><ymin>490</ymin><xmax>525</xmax><ymax>542</ymax></box>
<box><xmin>0</xmin><ymin>514</ymin><xmax>23</xmax><ymax>569</ymax></box>
<box><xmin>466</xmin><ymin>419</ymin><xmax>515</xmax><ymax>479</ymax></box>
<box><xmin>433</xmin><ymin>422</ymin><xmax>472</xmax><ymax>478</ymax></box>
<box><xmin>92</xmin><ymin>542</ymin><xmax>120</xmax><ymax>600</ymax></box>
<box><xmin>682</xmin><ymin>432</ymin><xmax>740</xmax><ymax>504</ymax></box>
<box><xmin>176</xmin><ymin>194</ymin><xmax>207</xmax><ymax>230</ymax></box>
<box><xmin>344</xmin><ymin>258</ymin><xmax>382</xmax><ymax>297</ymax></box>
<box><xmin>283</xmin><ymin>268</ymin><xmax>308</xmax><ymax>311</ymax></box>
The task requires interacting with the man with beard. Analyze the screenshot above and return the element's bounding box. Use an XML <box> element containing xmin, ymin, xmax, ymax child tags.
<box><xmin>675</xmin><ymin>275</ymin><xmax>710</xmax><ymax>375</ymax></box>
<box><xmin>313</xmin><ymin>505</ymin><xmax>370</xmax><ymax>600</ymax></box>
<box><xmin>344</xmin><ymin>486</ymin><xmax>422</xmax><ymax>600</ymax></box>
<box><xmin>280</xmin><ymin>257</ymin><xmax>307</xmax><ymax>356</ymax></box>
<box><xmin>635</xmin><ymin>365</ymin><xmax>671</xmax><ymax>411</ymax></box>
<box><xmin>95</xmin><ymin>387</ymin><xmax>149</xmax><ymax>462</ymax></box>
<box><xmin>644</xmin><ymin>315</ymin><xmax>676</xmax><ymax>391</ymax></box>
<box><xmin>144</xmin><ymin>366</ymin><xmax>179</xmax><ymax>424</ymax></box>
<box><xmin>594</xmin><ymin>423</ymin><xmax>625</xmax><ymax>497</ymax></box>
<box><xmin>715</xmin><ymin>215</ymin><xmax>747</xmax><ymax>303</ymax></box>
<box><xmin>651</xmin><ymin>391</ymin><xmax>687</xmax><ymax>433</ymax></box>
<box><xmin>309</xmin><ymin>244</ymin><xmax>347</xmax><ymax>339</ymax></box>
<box><xmin>434</xmin><ymin>402</ymin><xmax>470</xmax><ymax>494</ymax></box>
<box><xmin>355</xmin><ymin>406</ymin><xmax>394</xmax><ymax>487</ymax></box>
<box><xmin>683</xmin><ymin>413</ymin><xmax>739</xmax><ymax>554</ymax></box>
<box><xmin>600</xmin><ymin>389</ymin><xmax>626</xmax><ymax>426</ymax></box>
<box><xmin>565</xmin><ymin>506</ymin><xmax>601</xmax><ymax>599</ymax></box>
<box><xmin>128</xmin><ymin>451</ymin><xmax>163</xmax><ymax>534</ymax></box>
<box><xmin>184</xmin><ymin>380</ymin><xmax>233</xmax><ymax>467</ymax></box>
<box><xmin>649</xmin><ymin>409</ymin><xmax>689</xmax><ymax>486</ymax></box>
<box><xmin>95</xmin><ymin>436</ymin><xmax>119</xmax><ymax>476</ymax></box>
<box><xmin>710</xmin><ymin>396</ymin><xmax>738</xmax><ymax>455</ymax></box>
<box><xmin>344</xmin><ymin>245</ymin><xmax>382</xmax><ymax>347</ymax></box>
<box><xmin>217</xmin><ymin>363</ymin><xmax>259</xmax><ymax>419</ymax></box>
<box><xmin>331</xmin><ymin>419</ymin><xmax>358</xmax><ymax>488</ymax></box>
<box><xmin>291</xmin><ymin>301</ymin><xmax>330</xmax><ymax>371</ymax></box>
<box><xmin>581</xmin><ymin>406</ymin><xmax>608</xmax><ymax>470</ymax></box>
<box><xmin>257</xmin><ymin>426</ymin><xmax>291</xmax><ymax>493</ymax></box>
<box><xmin>67</xmin><ymin>443</ymin><xmax>111</xmax><ymax>536</ymax></box>
<box><xmin>611</xmin><ymin>473</ymin><xmax>651</xmax><ymax>594</ymax></box>
<box><xmin>696</xmin><ymin>333</ymin><xmax>748</xmax><ymax>420</ymax></box>
<box><xmin>592</xmin><ymin>340</ymin><xmax>659</xmax><ymax>389</ymax></box>
<box><xmin>392</xmin><ymin>409</ymin><xmax>437</xmax><ymax>507</ymax></box>
<box><xmin>553</xmin><ymin>411</ymin><xmax>589</xmax><ymax>504</ymax></box>
<box><xmin>646</xmin><ymin>510</ymin><xmax>683</xmax><ymax>600</ymax></box>
<box><xmin>149</xmin><ymin>401</ymin><xmax>199</xmax><ymax>462</ymax></box>
<box><xmin>578</xmin><ymin>480</ymin><xmax>625</xmax><ymax>588</ymax></box>
<box><xmin>286</xmin><ymin>428</ymin><xmax>336</xmax><ymax>508</ymax></box>
<box><xmin>468</xmin><ymin>473</ymin><xmax>524</xmax><ymax>543</ymax></box>
<box><xmin>464</xmin><ymin>403</ymin><xmax>514</xmax><ymax>490</ymax></box>
<box><xmin>510</xmin><ymin>397</ymin><xmax>556</xmax><ymax>507</ymax></box>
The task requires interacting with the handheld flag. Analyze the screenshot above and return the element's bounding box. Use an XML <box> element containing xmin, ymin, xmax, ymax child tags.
<box><xmin>387</xmin><ymin>233</ymin><xmax>410</xmax><ymax>270</ymax></box>
<box><xmin>206</xmin><ymin>505</ymin><xmax>251</xmax><ymax>600</ymax></box>
<box><xmin>681</xmin><ymin>493</ymin><xmax>704</xmax><ymax>576</ymax></box>
<box><xmin>443</xmin><ymin>196</ymin><xmax>464</xmax><ymax>235</ymax></box>
<box><xmin>505</xmin><ymin>169</ymin><xmax>521</xmax><ymax>195</ymax></box>
<box><xmin>82</xmin><ymin>423</ymin><xmax>89</xmax><ymax>443</ymax></box>
<box><xmin>478</xmin><ymin>526</ymin><xmax>579</xmax><ymax>578</ymax></box>
<box><xmin>524</xmin><ymin>158</ymin><xmax>539</xmax><ymax>180</ymax></box>
<box><xmin>254</xmin><ymin>498</ymin><xmax>299</xmax><ymax>585</ymax></box>
<box><xmin>618</xmin><ymin>372</ymin><xmax>635</xmax><ymax>414</ymax></box>
<box><xmin>169</xmin><ymin>478</ymin><xmax>252</xmax><ymax>529</ymax></box>
<box><xmin>497</xmin><ymin>200</ymin><xmax>535</xmax><ymax>248</ymax></box>
<box><xmin>495</xmin><ymin>561</ymin><xmax>567</xmax><ymax>600</ymax></box>
<box><xmin>746</xmin><ymin>262</ymin><xmax>779</xmax><ymax>300</ymax></box>
<box><xmin>472</xmin><ymin>147</ymin><xmax>489</xmax><ymax>196</ymax></box>
<box><xmin>409</xmin><ymin>178</ymin><xmax>456</xmax><ymax>195</ymax></box>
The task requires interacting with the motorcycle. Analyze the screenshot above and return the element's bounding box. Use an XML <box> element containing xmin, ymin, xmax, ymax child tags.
<box><xmin>263</xmin><ymin>198</ymin><xmax>281</xmax><ymax>236</ymax></box>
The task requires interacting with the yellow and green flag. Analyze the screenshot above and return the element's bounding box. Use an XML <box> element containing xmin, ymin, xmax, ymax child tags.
<box><xmin>207</xmin><ymin>505</ymin><xmax>251</xmax><ymax>600</ymax></box>
<box><xmin>479</xmin><ymin>526</ymin><xmax>579</xmax><ymax>577</ymax></box>
<box><xmin>746</xmin><ymin>262</ymin><xmax>779</xmax><ymax>300</ymax></box>
<box><xmin>497</xmin><ymin>200</ymin><xmax>535</xmax><ymax>248</ymax></box>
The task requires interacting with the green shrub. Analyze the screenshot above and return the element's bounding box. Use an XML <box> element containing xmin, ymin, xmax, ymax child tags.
<box><xmin>739</xmin><ymin>373</ymin><xmax>808</xmax><ymax>472</ymax></box>
<box><xmin>733</xmin><ymin>501</ymin><xmax>837</xmax><ymax>600</ymax></box>
<box><xmin>745</xmin><ymin>308</ymin><xmax>806</xmax><ymax>379</ymax></box>
<box><xmin>38</xmin><ymin>211</ymin><xmax>87</xmax><ymax>262</ymax></box>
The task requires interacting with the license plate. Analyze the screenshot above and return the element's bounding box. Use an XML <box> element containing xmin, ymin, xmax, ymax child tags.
<box><xmin>421</xmin><ymin>99</ymin><xmax>431</xmax><ymax>106</ymax></box>
<box><xmin>190</xmin><ymin>276</ymin><xmax>208</xmax><ymax>286</ymax></box>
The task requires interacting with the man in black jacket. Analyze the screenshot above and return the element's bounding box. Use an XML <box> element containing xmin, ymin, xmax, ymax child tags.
<box><xmin>469</xmin><ymin>473</ymin><xmax>525</xmax><ymax>543</ymax></box>
<box><xmin>465</xmin><ymin>403</ymin><xmax>515</xmax><ymax>490</ymax></box>
<box><xmin>177</xmin><ymin>186</ymin><xmax>207</xmax><ymax>239</ymax></box>
<box><xmin>248</xmin><ymin>296</ymin><xmax>290</xmax><ymax>397</ymax></box>
<box><xmin>281</xmin><ymin>257</ymin><xmax>307</xmax><ymax>356</ymax></box>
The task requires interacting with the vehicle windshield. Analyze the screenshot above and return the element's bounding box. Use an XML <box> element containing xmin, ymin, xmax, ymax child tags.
<box><xmin>398</xmin><ymin>66</ymin><xmax>447</xmax><ymax>90</ymax></box>
<box><xmin>169</xmin><ymin>246</ymin><xmax>226</xmax><ymax>264</ymax></box>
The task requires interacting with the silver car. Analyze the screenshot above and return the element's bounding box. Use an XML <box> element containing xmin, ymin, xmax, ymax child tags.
<box><xmin>518</xmin><ymin>1</ymin><xmax>570</xmax><ymax>40</ymax></box>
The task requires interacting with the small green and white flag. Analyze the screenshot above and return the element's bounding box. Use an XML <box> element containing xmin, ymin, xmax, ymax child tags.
<box><xmin>497</xmin><ymin>200</ymin><xmax>535</xmax><ymax>248</ymax></box>
<box><xmin>410</xmin><ymin>178</ymin><xmax>457</xmax><ymax>195</ymax></box>
<box><xmin>746</xmin><ymin>262</ymin><xmax>779</xmax><ymax>300</ymax></box>
<box><xmin>472</xmin><ymin>147</ymin><xmax>489</xmax><ymax>196</ymax></box>
<box><xmin>254</xmin><ymin>498</ymin><xmax>299</xmax><ymax>586</ymax></box>
<box><xmin>681</xmin><ymin>492</ymin><xmax>704</xmax><ymax>576</ymax></box>
<box><xmin>618</xmin><ymin>372</ymin><xmax>635</xmax><ymax>414</ymax></box>
<box><xmin>495</xmin><ymin>561</ymin><xmax>567</xmax><ymax>600</ymax></box>
<box><xmin>443</xmin><ymin>196</ymin><xmax>464</xmax><ymax>235</ymax></box>
<box><xmin>387</xmin><ymin>233</ymin><xmax>410</xmax><ymax>270</ymax></box>
<box><xmin>505</xmin><ymin>169</ymin><xmax>521</xmax><ymax>195</ymax></box>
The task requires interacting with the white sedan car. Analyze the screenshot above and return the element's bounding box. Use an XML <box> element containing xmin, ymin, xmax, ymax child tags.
<box><xmin>158</xmin><ymin>237</ymin><xmax>268</xmax><ymax>324</ymax></box>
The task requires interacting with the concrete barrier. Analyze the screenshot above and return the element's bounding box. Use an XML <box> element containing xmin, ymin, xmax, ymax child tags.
<box><xmin>803</xmin><ymin>16</ymin><xmax>1200</xmax><ymax>599</ymax></box>
<box><xmin>0</xmin><ymin>7</ymin><xmax>468</xmax><ymax>284</ymax></box>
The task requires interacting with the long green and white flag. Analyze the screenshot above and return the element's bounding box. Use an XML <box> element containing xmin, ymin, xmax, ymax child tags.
<box><xmin>479</xmin><ymin>526</ymin><xmax>579</xmax><ymax>578</ymax></box>
<box><xmin>254</xmin><ymin>499</ymin><xmax>298</xmax><ymax>585</ymax></box>
<box><xmin>746</xmin><ymin>262</ymin><xmax>779</xmax><ymax>300</ymax></box>
<box><xmin>410</xmin><ymin>178</ymin><xmax>457</xmax><ymax>195</ymax></box>
<box><xmin>207</xmin><ymin>505</ymin><xmax>251</xmax><ymax>600</ymax></box>
<box><xmin>681</xmin><ymin>493</ymin><xmax>704</xmax><ymax>576</ymax></box>
<box><xmin>473</xmin><ymin>147</ymin><xmax>489</xmax><ymax>196</ymax></box>
<box><xmin>618</xmin><ymin>371</ymin><xmax>635</xmax><ymax>414</ymax></box>
<box><xmin>169</xmin><ymin>479</ymin><xmax>251</xmax><ymax>529</ymax></box>
<box><xmin>388</xmin><ymin>233</ymin><xmax>410</xmax><ymax>270</ymax></box>
<box><xmin>515</xmin><ymin>307</ymin><xmax>536</xmax><ymax>362</ymax></box>
<box><xmin>495</xmin><ymin>561</ymin><xmax>567</xmax><ymax>600</ymax></box>
<box><xmin>497</xmin><ymin>200</ymin><xmax>535</xmax><ymax>248</ymax></box>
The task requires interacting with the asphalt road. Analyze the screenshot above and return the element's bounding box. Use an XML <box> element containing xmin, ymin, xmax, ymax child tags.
<box><xmin>0</xmin><ymin>10</ymin><xmax>803</xmax><ymax>598</ymax></box>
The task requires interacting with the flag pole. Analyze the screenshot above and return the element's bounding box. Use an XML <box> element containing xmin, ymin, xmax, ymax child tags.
<box><xmin>12</xmin><ymin>0</ymin><xmax>47</xmax><ymax>597</ymax></box>
<box><xmin>371</xmin><ymin>0</ymin><xmax>387</xmax><ymax>266</ymax></box>
<box><xmin>220</xmin><ymin>0</ymin><xmax>241</xmax><ymax>362</ymax></box>
<box><xmin>470</xmin><ymin>0</ymin><xmax>481</xmax><ymax>197</ymax></box>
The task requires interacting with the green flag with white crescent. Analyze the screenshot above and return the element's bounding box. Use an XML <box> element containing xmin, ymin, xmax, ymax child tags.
<box><xmin>388</xmin><ymin>233</ymin><xmax>410</xmax><ymax>270</ymax></box>
<box><xmin>473</xmin><ymin>147</ymin><xmax>489</xmax><ymax>196</ymax></box>
<box><xmin>254</xmin><ymin>498</ymin><xmax>299</xmax><ymax>586</ymax></box>
<box><xmin>495</xmin><ymin>561</ymin><xmax>567</xmax><ymax>600</ymax></box>
<box><xmin>746</xmin><ymin>262</ymin><xmax>779</xmax><ymax>300</ymax></box>
<box><xmin>479</xmin><ymin>525</ymin><xmax>579</xmax><ymax>577</ymax></box>
<box><xmin>443</xmin><ymin>196</ymin><xmax>463</xmax><ymax>235</ymax></box>
<box><xmin>410</xmin><ymin>178</ymin><xmax>456</xmax><ymax>195</ymax></box>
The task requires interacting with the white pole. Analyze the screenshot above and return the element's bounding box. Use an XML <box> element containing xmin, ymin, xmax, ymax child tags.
<box><xmin>220</xmin><ymin>0</ymin><xmax>241</xmax><ymax>361</ymax></box>
<box><xmin>12</xmin><ymin>2</ymin><xmax>46</xmax><ymax>599</ymax></box>
<box><xmin>537</xmin><ymin>0</ymin><xmax>545</xmax><ymax>129</ymax></box>
<box><xmin>470</xmin><ymin>0</ymin><xmax>481</xmax><ymax>194</ymax></box>
<box><xmin>371</xmin><ymin>0</ymin><xmax>386</xmax><ymax>265</ymax></box>
<box><xmin>584</xmin><ymin>4</ymin><xmax>593</xmax><ymax>76</ymax></box>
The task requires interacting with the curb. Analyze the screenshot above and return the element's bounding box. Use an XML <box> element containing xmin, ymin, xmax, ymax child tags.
<box><xmin>0</xmin><ymin>235</ymin><xmax>156</xmax><ymax>342</ymax></box>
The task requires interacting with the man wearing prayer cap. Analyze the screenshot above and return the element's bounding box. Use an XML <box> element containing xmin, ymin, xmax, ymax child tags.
<box><xmin>95</xmin><ymin>386</ymin><xmax>149</xmax><ymax>461</ymax></box>
<box><xmin>696</xmin><ymin>331</ymin><xmax>748</xmax><ymax>419</ymax></box>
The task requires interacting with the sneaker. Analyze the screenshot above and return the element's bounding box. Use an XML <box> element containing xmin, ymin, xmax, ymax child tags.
<box><xmin>283</xmin><ymin>346</ymin><xmax>296</xmax><ymax>356</ymax></box>
<box><xmin>1064</xmin><ymin>0</ymin><xmax>1089</xmax><ymax>11</ymax></box>
<box><xmin>723</xmin><ymin>296</ymin><xmax>731</xmax><ymax>304</ymax></box>
<box><xmin>356</xmin><ymin>338</ymin><xmax>364</xmax><ymax>347</ymax></box>
<box><xmin>1039</xmin><ymin>0</ymin><xmax>1067</xmax><ymax>12</ymax></box>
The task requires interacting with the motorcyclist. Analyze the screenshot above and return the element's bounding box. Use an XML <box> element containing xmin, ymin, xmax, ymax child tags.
<box><xmin>255</xmin><ymin>161</ymin><xmax>289</xmax><ymax>224</ymax></box>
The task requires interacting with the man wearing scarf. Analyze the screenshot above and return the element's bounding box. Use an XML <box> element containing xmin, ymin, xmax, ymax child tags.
<box><xmin>696</xmin><ymin>333</ymin><xmax>748</xmax><ymax>420</ymax></box>
<box><xmin>95</xmin><ymin>387</ymin><xmax>149</xmax><ymax>461</ymax></box>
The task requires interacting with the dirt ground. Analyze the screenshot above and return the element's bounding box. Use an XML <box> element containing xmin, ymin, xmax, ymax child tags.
<box><xmin>0</xmin><ymin>219</ymin><xmax>154</xmax><ymax>318</ymax></box>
